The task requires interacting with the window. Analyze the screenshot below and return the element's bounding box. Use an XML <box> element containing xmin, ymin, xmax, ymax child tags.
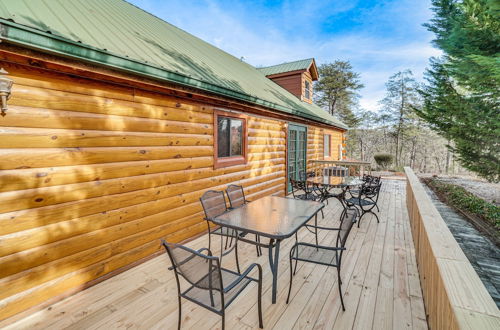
<box><xmin>324</xmin><ymin>134</ymin><xmax>331</xmax><ymax>157</ymax></box>
<box><xmin>304</xmin><ymin>80</ymin><xmax>311</xmax><ymax>99</ymax></box>
<box><xmin>214</xmin><ymin>110</ymin><xmax>247</xmax><ymax>168</ymax></box>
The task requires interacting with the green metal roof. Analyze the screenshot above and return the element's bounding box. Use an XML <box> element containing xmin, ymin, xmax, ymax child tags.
<box><xmin>0</xmin><ymin>0</ymin><xmax>347</xmax><ymax>129</ymax></box>
<box><xmin>258</xmin><ymin>58</ymin><xmax>314</xmax><ymax>76</ymax></box>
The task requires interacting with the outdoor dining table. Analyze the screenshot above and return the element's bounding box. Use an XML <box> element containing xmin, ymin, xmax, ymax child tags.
<box><xmin>212</xmin><ymin>195</ymin><xmax>324</xmax><ymax>304</ymax></box>
<box><xmin>306</xmin><ymin>175</ymin><xmax>364</xmax><ymax>203</ymax></box>
<box><xmin>306</xmin><ymin>175</ymin><xmax>364</xmax><ymax>189</ymax></box>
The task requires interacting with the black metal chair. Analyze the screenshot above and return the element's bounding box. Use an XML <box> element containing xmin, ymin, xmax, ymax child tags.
<box><xmin>225</xmin><ymin>184</ymin><xmax>263</xmax><ymax>257</ymax></box>
<box><xmin>286</xmin><ymin>207</ymin><xmax>358</xmax><ymax>311</ymax></box>
<box><xmin>162</xmin><ymin>240</ymin><xmax>263</xmax><ymax>330</ymax></box>
<box><xmin>289</xmin><ymin>177</ymin><xmax>326</xmax><ymax>246</ymax></box>
<box><xmin>290</xmin><ymin>177</ymin><xmax>316</xmax><ymax>201</ymax></box>
<box><xmin>200</xmin><ymin>190</ymin><xmax>240</xmax><ymax>272</ymax></box>
<box><xmin>351</xmin><ymin>176</ymin><xmax>382</xmax><ymax>212</ymax></box>
<box><xmin>345</xmin><ymin>183</ymin><xmax>382</xmax><ymax>227</ymax></box>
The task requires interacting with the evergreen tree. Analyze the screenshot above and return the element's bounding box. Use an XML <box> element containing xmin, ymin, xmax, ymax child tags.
<box><xmin>419</xmin><ymin>0</ymin><xmax>500</xmax><ymax>181</ymax></box>
<box><xmin>314</xmin><ymin>60</ymin><xmax>364</xmax><ymax>127</ymax></box>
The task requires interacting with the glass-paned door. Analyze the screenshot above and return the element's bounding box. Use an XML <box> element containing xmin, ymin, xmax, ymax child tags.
<box><xmin>287</xmin><ymin>124</ymin><xmax>307</xmax><ymax>192</ymax></box>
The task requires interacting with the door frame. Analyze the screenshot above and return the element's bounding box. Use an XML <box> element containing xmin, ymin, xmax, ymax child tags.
<box><xmin>286</xmin><ymin>123</ymin><xmax>308</xmax><ymax>193</ymax></box>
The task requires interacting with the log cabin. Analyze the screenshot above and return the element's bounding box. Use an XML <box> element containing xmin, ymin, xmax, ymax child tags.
<box><xmin>0</xmin><ymin>0</ymin><xmax>347</xmax><ymax>321</ymax></box>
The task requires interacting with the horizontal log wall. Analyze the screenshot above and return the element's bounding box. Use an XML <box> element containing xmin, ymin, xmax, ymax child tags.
<box><xmin>404</xmin><ymin>167</ymin><xmax>500</xmax><ymax>329</ymax></box>
<box><xmin>0</xmin><ymin>64</ymin><xmax>286</xmax><ymax>321</ymax></box>
<box><xmin>324</xmin><ymin>128</ymin><xmax>343</xmax><ymax>161</ymax></box>
<box><xmin>306</xmin><ymin>126</ymin><xmax>343</xmax><ymax>170</ymax></box>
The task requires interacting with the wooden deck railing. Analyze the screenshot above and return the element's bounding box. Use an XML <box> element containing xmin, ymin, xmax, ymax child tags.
<box><xmin>309</xmin><ymin>159</ymin><xmax>371</xmax><ymax>176</ymax></box>
<box><xmin>404</xmin><ymin>167</ymin><xmax>500</xmax><ymax>329</ymax></box>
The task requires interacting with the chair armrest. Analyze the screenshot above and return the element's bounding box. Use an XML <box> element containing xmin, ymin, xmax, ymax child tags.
<box><xmin>197</xmin><ymin>247</ymin><xmax>213</xmax><ymax>256</ymax></box>
<box><xmin>305</xmin><ymin>222</ymin><xmax>341</xmax><ymax>231</ymax></box>
<box><xmin>223</xmin><ymin>263</ymin><xmax>262</xmax><ymax>293</ymax></box>
<box><xmin>167</xmin><ymin>245</ymin><xmax>217</xmax><ymax>270</ymax></box>
<box><xmin>290</xmin><ymin>241</ymin><xmax>346</xmax><ymax>255</ymax></box>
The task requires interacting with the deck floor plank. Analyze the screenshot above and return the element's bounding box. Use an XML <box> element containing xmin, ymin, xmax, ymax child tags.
<box><xmin>2</xmin><ymin>179</ymin><xmax>427</xmax><ymax>330</ymax></box>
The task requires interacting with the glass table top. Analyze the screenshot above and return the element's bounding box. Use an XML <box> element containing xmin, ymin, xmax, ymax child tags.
<box><xmin>213</xmin><ymin>196</ymin><xmax>324</xmax><ymax>240</ymax></box>
<box><xmin>307</xmin><ymin>176</ymin><xmax>364</xmax><ymax>187</ymax></box>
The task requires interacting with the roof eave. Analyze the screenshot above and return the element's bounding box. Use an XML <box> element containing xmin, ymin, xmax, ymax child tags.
<box><xmin>0</xmin><ymin>20</ymin><xmax>347</xmax><ymax>130</ymax></box>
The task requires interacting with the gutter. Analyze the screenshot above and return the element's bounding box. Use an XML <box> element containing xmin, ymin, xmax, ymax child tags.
<box><xmin>0</xmin><ymin>20</ymin><xmax>347</xmax><ymax>130</ymax></box>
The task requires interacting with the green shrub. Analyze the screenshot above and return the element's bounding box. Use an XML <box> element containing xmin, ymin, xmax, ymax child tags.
<box><xmin>427</xmin><ymin>179</ymin><xmax>500</xmax><ymax>229</ymax></box>
<box><xmin>374</xmin><ymin>153</ymin><xmax>394</xmax><ymax>169</ymax></box>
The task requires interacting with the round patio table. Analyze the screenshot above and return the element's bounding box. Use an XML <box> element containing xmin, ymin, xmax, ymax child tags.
<box><xmin>306</xmin><ymin>175</ymin><xmax>364</xmax><ymax>204</ymax></box>
<box><xmin>307</xmin><ymin>175</ymin><xmax>364</xmax><ymax>189</ymax></box>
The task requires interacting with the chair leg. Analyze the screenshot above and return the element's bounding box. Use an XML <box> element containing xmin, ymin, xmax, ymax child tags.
<box><xmin>287</xmin><ymin>255</ymin><xmax>294</xmax><ymax>304</ymax></box>
<box><xmin>293</xmin><ymin>248</ymin><xmax>299</xmax><ymax>276</ymax></box>
<box><xmin>337</xmin><ymin>267</ymin><xmax>345</xmax><ymax>311</ymax></box>
<box><xmin>235</xmin><ymin>241</ymin><xmax>241</xmax><ymax>274</ymax></box>
<box><xmin>255</xmin><ymin>234</ymin><xmax>260</xmax><ymax>257</ymax></box>
<box><xmin>375</xmin><ymin>203</ymin><xmax>380</xmax><ymax>212</ymax></box>
<box><xmin>321</xmin><ymin>208</ymin><xmax>324</xmax><ymax>219</ymax></box>
<box><xmin>357</xmin><ymin>210</ymin><xmax>366</xmax><ymax>228</ymax></box>
<box><xmin>207</xmin><ymin>222</ymin><xmax>212</xmax><ymax>252</ymax></box>
<box><xmin>257</xmin><ymin>274</ymin><xmax>263</xmax><ymax>328</ymax></box>
<box><xmin>372</xmin><ymin>210</ymin><xmax>380</xmax><ymax>223</ymax></box>
<box><xmin>221</xmin><ymin>312</ymin><xmax>225</xmax><ymax>330</ymax></box>
<box><xmin>315</xmin><ymin>215</ymin><xmax>319</xmax><ymax>250</ymax></box>
<box><xmin>177</xmin><ymin>295</ymin><xmax>182</xmax><ymax>330</ymax></box>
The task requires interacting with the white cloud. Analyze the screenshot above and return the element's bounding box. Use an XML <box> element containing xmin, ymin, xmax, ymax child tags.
<box><xmin>129</xmin><ymin>0</ymin><xmax>440</xmax><ymax>112</ymax></box>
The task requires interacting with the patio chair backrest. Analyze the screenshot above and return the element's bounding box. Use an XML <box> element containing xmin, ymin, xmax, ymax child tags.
<box><xmin>200</xmin><ymin>190</ymin><xmax>227</xmax><ymax>220</ymax></box>
<box><xmin>162</xmin><ymin>240</ymin><xmax>222</xmax><ymax>291</ymax></box>
<box><xmin>362</xmin><ymin>175</ymin><xmax>381</xmax><ymax>185</ymax></box>
<box><xmin>362</xmin><ymin>182</ymin><xmax>382</xmax><ymax>199</ymax></box>
<box><xmin>290</xmin><ymin>178</ymin><xmax>308</xmax><ymax>191</ymax></box>
<box><xmin>299</xmin><ymin>170</ymin><xmax>317</xmax><ymax>180</ymax></box>
<box><xmin>226</xmin><ymin>184</ymin><xmax>246</xmax><ymax>208</ymax></box>
<box><xmin>338</xmin><ymin>208</ymin><xmax>357</xmax><ymax>248</ymax></box>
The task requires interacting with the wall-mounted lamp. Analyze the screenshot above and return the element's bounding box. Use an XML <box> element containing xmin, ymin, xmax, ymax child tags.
<box><xmin>0</xmin><ymin>68</ymin><xmax>13</xmax><ymax>117</ymax></box>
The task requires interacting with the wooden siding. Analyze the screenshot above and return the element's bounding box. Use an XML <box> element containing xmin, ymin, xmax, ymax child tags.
<box><xmin>0</xmin><ymin>64</ymin><xmax>287</xmax><ymax>321</ymax></box>
<box><xmin>268</xmin><ymin>73</ymin><xmax>303</xmax><ymax>99</ymax></box>
<box><xmin>306</xmin><ymin>126</ymin><xmax>343</xmax><ymax>170</ymax></box>
<box><xmin>325</xmin><ymin>128</ymin><xmax>343</xmax><ymax>161</ymax></box>
<box><xmin>405</xmin><ymin>167</ymin><xmax>500</xmax><ymax>329</ymax></box>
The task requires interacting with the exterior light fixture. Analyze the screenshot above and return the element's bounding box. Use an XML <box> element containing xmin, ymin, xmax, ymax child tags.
<box><xmin>0</xmin><ymin>68</ymin><xmax>13</xmax><ymax>117</ymax></box>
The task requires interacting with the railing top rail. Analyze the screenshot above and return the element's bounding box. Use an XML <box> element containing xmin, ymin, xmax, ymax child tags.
<box><xmin>309</xmin><ymin>159</ymin><xmax>371</xmax><ymax>165</ymax></box>
<box><xmin>404</xmin><ymin>167</ymin><xmax>500</xmax><ymax>328</ymax></box>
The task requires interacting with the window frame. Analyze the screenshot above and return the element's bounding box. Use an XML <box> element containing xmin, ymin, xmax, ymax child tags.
<box><xmin>304</xmin><ymin>80</ymin><xmax>311</xmax><ymax>100</ymax></box>
<box><xmin>324</xmin><ymin>133</ymin><xmax>331</xmax><ymax>158</ymax></box>
<box><xmin>213</xmin><ymin>109</ymin><xmax>248</xmax><ymax>169</ymax></box>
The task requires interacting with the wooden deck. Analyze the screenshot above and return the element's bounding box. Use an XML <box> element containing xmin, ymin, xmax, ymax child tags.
<box><xmin>3</xmin><ymin>179</ymin><xmax>428</xmax><ymax>329</ymax></box>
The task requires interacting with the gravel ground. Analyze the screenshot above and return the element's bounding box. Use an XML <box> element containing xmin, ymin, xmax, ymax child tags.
<box><xmin>421</xmin><ymin>175</ymin><xmax>500</xmax><ymax>206</ymax></box>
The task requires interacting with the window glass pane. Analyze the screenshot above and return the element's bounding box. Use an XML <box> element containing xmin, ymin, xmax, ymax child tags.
<box><xmin>230</xmin><ymin>119</ymin><xmax>243</xmax><ymax>156</ymax></box>
<box><xmin>304</xmin><ymin>81</ymin><xmax>310</xmax><ymax>99</ymax></box>
<box><xmin>324</xmin><ymin>134</ymin><xmax>330</xmax><ymax>157</ymax></box>
<box><xmin>217</xmin><ymin>117</ymin><xmax>230</xmax><ymax>157</ymax></box>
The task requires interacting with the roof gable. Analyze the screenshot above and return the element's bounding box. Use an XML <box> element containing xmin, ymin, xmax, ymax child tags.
<box><xmin>0</xmin><ymin>0</ymin><xmax>345</xmax><ymax>129</ymax></box>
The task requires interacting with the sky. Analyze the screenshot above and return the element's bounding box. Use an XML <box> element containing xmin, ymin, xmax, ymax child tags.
<box><xmin>128</xmin><ymin>0</ymin><xmax>441</xmax><ymax>112</ymax></box>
